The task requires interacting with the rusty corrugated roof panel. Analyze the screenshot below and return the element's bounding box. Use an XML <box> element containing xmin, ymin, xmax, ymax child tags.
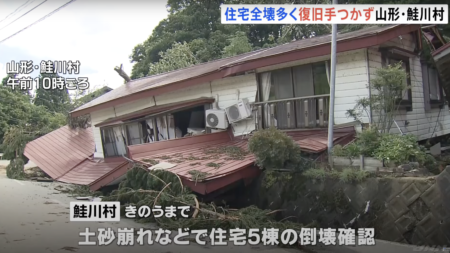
<box><xmin>57</xmin><ymin>159</ymin><xmax>128</xmax><ymax>185</ymax></box>
<box><xmin>72</xmin><ymin>25</ymin><xmax>412</xmax><ymax>115</ymax></box>
<box><xmin>287</xmin><ymin>126</ymin><xmax>356</xmax><ymax>153</ymax></box>
<box><xmin>127</xmin><ymin>126</ymin><xmax>356</xmax><ymax>183</ymax></box>
<box><xmin>128</xmin><ymin>131</ymin><xmax>254</xmax><ymax>182</ymax></box>
<box><xmin>24</xmin><ymin>126</ymin><xmax>95</xmax><ymax>179</ymax></box>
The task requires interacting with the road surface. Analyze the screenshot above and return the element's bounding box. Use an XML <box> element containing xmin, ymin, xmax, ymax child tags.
<box><xmin>0</xmin><ymin>168</ymin><xmax>424</xmax><ymax>253</ymax></box>
<box><xmin>0</xmin><ymin>169</ymin><xmax>303</xmax><ymax>253</ymax></box>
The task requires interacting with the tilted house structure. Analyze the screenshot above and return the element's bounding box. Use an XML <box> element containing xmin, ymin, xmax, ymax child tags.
<box><xmin>26</xmin><ymin>24</ymin><xmax>450</xmax><ymax>194</ymax></box>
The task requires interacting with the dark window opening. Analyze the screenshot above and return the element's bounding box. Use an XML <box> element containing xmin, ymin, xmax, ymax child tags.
<box><xmin>173</xmin><ymin>105</ymin><xmax>206</xmax><ymax>137</ymax></box>
<box><xmin>102</xmin><ymin>104</ymin><xmax>209</xmax><ymax>150</ymax></box>
<box><xmin>421</xmin><ymin>62</ymin><xmax>444</xmax><ymax>110</ymax></box>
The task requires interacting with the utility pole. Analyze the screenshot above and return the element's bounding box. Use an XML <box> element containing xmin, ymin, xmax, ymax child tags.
<box><xmin>327</xmin><ymin>0</ymin><xmax>338</xmax><ymax>168</ymax></box>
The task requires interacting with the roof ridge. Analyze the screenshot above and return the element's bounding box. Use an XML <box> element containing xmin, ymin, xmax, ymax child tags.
<box><xmin>130</xmin><ymin>25</ymin><xmax>398</xmax><ymax>82</ymax></box>
<box><xmin>72</xmin><ymin>24</ymin><xmax>410</xmax><ymax>115</ymax></box>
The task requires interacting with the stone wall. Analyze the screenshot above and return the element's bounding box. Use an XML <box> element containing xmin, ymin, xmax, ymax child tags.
<box><xmin>240</xmin><ymin>167</ymin><xmax>450</xmax><ymax>246</ymax></box>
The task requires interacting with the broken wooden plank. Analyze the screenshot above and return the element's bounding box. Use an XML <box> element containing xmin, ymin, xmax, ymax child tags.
<box><xmin>36</xmin><ymin>178</ymin><xmax>53</xmax><ymax>182</ymax></box>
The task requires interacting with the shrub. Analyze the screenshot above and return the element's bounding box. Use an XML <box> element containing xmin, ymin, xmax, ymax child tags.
<box><xmin>356</xmin><ymin>127</ymin><xmax>381</xmax><ymax>156</ymax></box>
<box><xmin>6</xmin><ymin>158</ymin><xmax>26</xmax><ymax>179</ymax></box>
<box><xmin>302</xmin><ymin>167</ymin><xmax>372</xmax><ymax>183</ymax></box>
<box><xmin>302</xmin><ymin>168</ymin><xmax>328</xmax><ymax>181</ymax></box>
<box><xmin>332</xmin><ymin>144</ymin><xmax>347</xmax><ymax>157</ymax></box>
<box><xmin>248</xmin><ymin>127</ymin><xmax>308</xmax><ymax>172</ymax></box>
<box><xmin>339</xmin><ymin>168</ymin><xmax>371</xmax><ymax>183</ymax></box>
<box><xmin>373</xmin><ymin>134</ymin><xmax>426</xmax><ymax>166</ymax></box>
<box><xmin>331</xmin><ymin>142</ymin><xmax>360</xmax><ymax>158</ymax></box>
<box><xmin>345</xmin><ymin>142</ymin><xmax>361</xmax><ymax>158</ymax></box>
<box><xmin>423</xmin><ymin>154</ymin><xmax>440</xmax><ymax>175</ymax></box>
<box><xmin>332</xmin><ymin>128</ymin><xmax>380</xmax><ymax>158</ymax></box>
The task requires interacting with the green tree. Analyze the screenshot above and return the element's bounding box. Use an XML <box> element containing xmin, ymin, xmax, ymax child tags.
<box><xmin>222</xmin><ymin>31</ymin><xmax>253</xmax><ymax>57</ymax></box>
<box><xmin>129</xmin><ymin>0</ymin><xmax>353</xmax><ymax>79</ymax></box>
<box><xmin>33</xmin><ymin>73</ymin><xmax>71</xmax><ymax>114</ymax></box>
<box><xmin>346</xmin><ymin>62</ymin><xmax>409</xmax><ymax>133</ymax></box>
<box><xmin>148</xmin><ymin>42</ymin><xmax>199</xmax><ymax>75</ymax></box>
<box><xmin>0</xmin><ymin>85</ymin><xmax>65</xmax><ymax>159</ymax></box>
<box><xmin>1</xmin><ymin>74</ymin><xmax>31</xmax><ymax>98</ymax></box>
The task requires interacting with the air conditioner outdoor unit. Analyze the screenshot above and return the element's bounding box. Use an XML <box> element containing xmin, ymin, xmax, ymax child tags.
<box><xmin>225</xmin><ymin>98</ymin><xmax>252</xmax><ymax>124</ymax></box>
<box><xmin>205</xmin><ymin>109</ymin><xmax>229</xmax><ymax>129</ymax></box>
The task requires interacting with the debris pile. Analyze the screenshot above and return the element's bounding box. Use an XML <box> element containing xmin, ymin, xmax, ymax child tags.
<box><xmin>104</xmin><ymin>165</ymin><xmax>307</xmax><ymax>231</ymax></box>
<box><xmin>23</xmin><ymin>166</ymin><xmax>54</xmax><ymax>182</ymax></box>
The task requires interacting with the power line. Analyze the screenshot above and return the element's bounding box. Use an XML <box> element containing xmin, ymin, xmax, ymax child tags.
<box><xmin>0</xmin><ymin>0</ymin><xmax>33</xmax><ymax>24</ymax></box>
<box><xmin>0</xmin><ymin>0</ymin><xmax>77</xmax><ymax>44</ymax></box>
<box><xmin>0</xmin><ymin>0</ymin><xmax>48</xmax><ymax>31</ymax></box>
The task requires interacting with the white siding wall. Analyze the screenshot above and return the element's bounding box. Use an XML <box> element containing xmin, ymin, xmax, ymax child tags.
<box><xmin>366</xmin><ymin>34</ymin><xmax>450</xmax><ymax>141</ymax></box>
<box><xmin>211</xmin><ymin>74</ymin><xmax>258</xmax><ymax>108</ymax></box>
<box><xmin>334</xmin><ymin>49</ymin><xmax>371</xmax><ymax>125</ymax></box>
<box><xmin>89</xmin><ymin>74</ymin><xmax>258</xmax><ymax>158</ymax></box>
<box><xmin>90</xmin><ymin>108</ymin><xmax>115</xmax><ymax>158</ymax></box>
<box><xmin>114</xmin><ymin>97</ymin><xmax>155</xmax><ymax>117</ymax></box>
<box><xmin>153</xmin><ymin>74</ymin><xmax>258</xmax><ymax>108</ymax></box>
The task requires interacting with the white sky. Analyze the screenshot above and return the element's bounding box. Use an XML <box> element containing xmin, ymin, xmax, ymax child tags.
<box><xmin>0</xmin><ymin>0</ymin><xmax>169</xmax><ymax>91</ymax></box>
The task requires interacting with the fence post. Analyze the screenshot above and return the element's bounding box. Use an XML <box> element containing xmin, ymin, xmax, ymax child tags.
<box><xmin>360</xmin><ymin>155</ymin><xmax>365</xmax><ymax>170</ymax></box>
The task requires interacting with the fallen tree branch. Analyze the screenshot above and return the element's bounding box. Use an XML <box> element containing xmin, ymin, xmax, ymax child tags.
<box><xmin>266</xmin><ymin>209</ymin><xmax>284</xmax><ymax>215</ymax></box>
<box><xmin>103</xmin><ymin>166</ymin><xmax>304</xmax><ymax>231</ymax></box>
<box><xmin>193</xmin><ymin>197</ymin><xmax>199</xmax><ymax>218</ymax></box>
<box><xmin>152</xmin><ymin>182</ymin><xmax>172</xmax><ymax>208</ymax></box>
<box><xmin>114</xmin><ymin>64</ymin><xmax>131</xmax><ymax>82</ymax></box>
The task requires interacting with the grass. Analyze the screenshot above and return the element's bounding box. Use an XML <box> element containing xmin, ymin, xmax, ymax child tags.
<box><xmin>142</xmin><ymin>159</ymin><xmax>159</xmax><ymax>165</ymax></box>
<box><xmin>205</xmin><ymin>162</ymin><xmax>223</xmax><ymax>168</ymax></box>
<box><xmin>187</xmin><ymin>170</ymin><xmax>210</xmax><ymax>184</ymax></box>
<box><xmin>203</xmin><ymin>146</ymin><xmax>249</xmax><ymax>160</ymax></box>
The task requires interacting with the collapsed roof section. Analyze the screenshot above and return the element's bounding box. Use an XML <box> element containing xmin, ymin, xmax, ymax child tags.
<box><xmin>24</xmin><ymin>124</ymin><xmax>355</xmax><ymax>195</ymax></box>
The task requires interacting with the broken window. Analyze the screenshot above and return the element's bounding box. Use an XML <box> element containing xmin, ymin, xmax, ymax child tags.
<box><xmin>101</xmin><ymin>126</ymin><xmax>127</xmax><ymax>157</ymax></box>
<box><xmin>104</xmin><ymin>104</ymin><xmax>208</xmax><ymax>149</ymax></box>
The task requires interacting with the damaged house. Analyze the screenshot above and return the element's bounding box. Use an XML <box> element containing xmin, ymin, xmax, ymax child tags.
<box><xmin>24</xmin><ymin>24</ymin><xmax>450</xmax><ymax>196</ymax></box>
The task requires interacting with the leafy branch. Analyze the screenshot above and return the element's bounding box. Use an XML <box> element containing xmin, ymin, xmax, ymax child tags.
<box><xmin>346</xmin><ymin>61</ymin><xmax>409</xmax><ymax>133</ymax></box>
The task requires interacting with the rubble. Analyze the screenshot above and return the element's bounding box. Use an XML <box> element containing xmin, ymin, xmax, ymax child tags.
<box><xmin>103</xmin><ymin>164</ymin><xmax>312</xmax><ymax>232</ymax></box>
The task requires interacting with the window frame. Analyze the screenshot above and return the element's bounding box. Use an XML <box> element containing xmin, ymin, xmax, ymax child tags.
<box><xmin>124</xmin><ymin>121</ymin><xmax>146</xmax><ymax>145</ymax></box>
<box><xmin>258</xmin><ymin>60</ymin><xmax>331</xmax><ymax>102</ymax></box>
<box><xmin>100</xmin><ymin>127</ymin><xmax>120</xmax><ymax>158</ymax></box>
<box><xmin>381</xmin><ymin>51</ymin><xmax>413</xmax><ymax>111</ymax></box>
<box><xmin>422</xmin><ymin>63</ymin><xmax>445</xmax><ymax>108</ymax></box>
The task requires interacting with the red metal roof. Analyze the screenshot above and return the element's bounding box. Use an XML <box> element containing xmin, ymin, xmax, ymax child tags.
<box><xmin>24</xmin><ymin>126</ymin><xmax>95</xmax><ymax>179</ymax></box>
<box><xmin>57</xmin><ymin>159</ymin><xmax>128</xmax><ymax>185</ymax></box>
<box><xmin>127</xmin><ymin>131</ymin><xmax>251</xmax><ymax>182</ymax></box>
<box><xmin>71</xmin><ymin>25</ymin><xmax>421</xmax><ymax>117</ymax></box>
<box><xmin>92</xmin><ymin>125</ymin><xmax>354</xmax><ymax>195</ymax></box>
<box><xmin>286</xmin><ymin>126</ymin><xmax>356</xmax><ymax>153</ymax></box>
<box><xmin>127</xmin><ymin>127</ymin><xmax>355</xmax><ymax>182</ymax></box>
<box><xmin>24</xmin><ymin>125</ymin><xmax>127</xmax><ymax>187</ymax></box>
